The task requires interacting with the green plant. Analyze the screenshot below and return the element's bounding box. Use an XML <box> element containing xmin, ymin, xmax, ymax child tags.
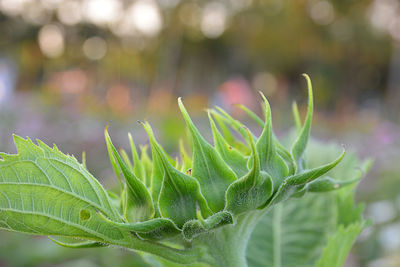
<box><xmin>0</xmin><ymin>75</ymin><xmax>368</xmax><ymax>266</ymax></box>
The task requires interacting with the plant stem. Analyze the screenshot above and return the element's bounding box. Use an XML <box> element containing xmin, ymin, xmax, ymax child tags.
<box><xmin>194</xmin><ymin>211</ymin><xmax>263</xmax><ymax>267</ymax></box>
<box><xmin>110</xmin><ymin>234</ymin><xmax>205</xmax><ymax>264</ymax></box>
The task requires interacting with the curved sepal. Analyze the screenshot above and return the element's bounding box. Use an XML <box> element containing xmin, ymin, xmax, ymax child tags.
<box><xmin>208</xmin><ymin>112</ymin><xmax>249</xmax><ymax>178</ymax></box>
<box><xmin>225</xmin><ymin>129</ymin><xmax>273</xmax><ymax>215</ymax></box>
<box><xmin>285</xmin><ymin>150</ymin><xmax>345</xmax><ymax>186</ymax></box>
<box><xmin>178</xmin><ymin>99</ymin><xmax>237</xmax><ymax>212</ymax></box>
<box><xmin>182</xmin><ymin>211</ymin><xmax>234</xmax><ymax>241</ymax></box>
<box><xmin>139</xmin><ymin>145</ymin><xmax>153</xmax><ymax>188</ymax></box>
<box><xmin>141</xmin><ymin>121</ymin><xmax>212</xmax><ymax>228</ymax></box>
<box><xmin>128</xmin><ymin>133</ymin><xmax>147</xmax><ymax>185</ymax></box>
<box><xmin>149</xmin><ymin>145</ymin><xmax>164</xmax><ymax>217</ymax></box>
<box><xmin>99</xmin><ymin>215</ymin><xmax>181</xmax><ymax>240</ymax></box>
<box><xmin>208</xmin><ymin>110</ymin><xmax>237</xmax><ymax>145</ymax></box>
<box><xmin>291</xmin><ymin>74</ymin><xmax>314</xmax><ymax>172</ymax></box>
<box><xmin>234</xmin><ymin>103</ymin><xmax>264</xmax><ymax>127</ymax></box>
<box><xmin>307</xmin><ymin>176</ymin><xmax>359</xmax><ymax>193</ymax></box>
<box><xmin>270</xmin><ymin>150</ymin><xmax>345</xmax><ymax>205</ymax></box>
<box><xmin>292</xmin><ymin>101</ymin><xmax>302</xmax><ymax>133</ymax></box>
<box><xmin>256</xmin><ymin>93</ymin><xmax>289</xmax><ymax>190</ymax></box>
<box><xmin>49</xmin><ymin>236</ymin><xmax>108</xmax><ymax>248</ymax></box>
<box><xmin>214</xmin><ymin>107</ymin><xmax>255</xmax><ymax>143</ymax></box>
<box><xmin>104</xmin><ymin>129</ymin><xmax>123</xmax><ymax>191</ymax></box>
<box><xmin>179</xmin><ymin>140</ymin><xmax>192</xmax><ymax>172</ymax></box>
<box><xmin>105</xmin><ymin>130</ymin><xmax>155</xmax><ymax>222</ymax></box>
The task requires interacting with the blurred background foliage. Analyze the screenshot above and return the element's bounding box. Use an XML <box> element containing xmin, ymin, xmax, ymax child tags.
<box><xmin>0</xmin><ymin>0</ymin><xmax>399</xmax><ymax>266</ymax></box>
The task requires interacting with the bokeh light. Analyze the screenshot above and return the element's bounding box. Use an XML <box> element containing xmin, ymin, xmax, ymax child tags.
<box><xmin>82</xmin><ymin>0</ymin><xmax>122</xmax><ymax>27</ymax></box>
<box><xmin>83</xmin><ymin>36</ymin><xmax>107</xmax><ymax>60</ymax></box>
<box><xmin>201</xmin><ymin>2</ymin><xmax>228</xmax><ymax>38</ymax></box>
<box><xmin>38</xmin><ymin>24</ymin><xmax>65</xmax><ymax>58</ymax></box>
<box><xmin>308</xmin><ymin>0</ymin><xmax>335</xmax><ymax>25</ymax></box>
<box><xmin>0</xmin><ymin>0</ymin><xmax>29</xmax><ymax>16</ymax></box>
<box><xmin>127</xmin><ymin>0</ymin><xmax>163</xmax><ymax>37</ymax></box>
<box><xmin>56</xmin><ymin>0</ymin><xmax>82</xmax><ymax>25</ymax></box>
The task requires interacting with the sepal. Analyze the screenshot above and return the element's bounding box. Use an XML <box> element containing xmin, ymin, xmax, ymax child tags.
<box><xmin>208</xmin><ymin>111</ymin><xmax>248</xmax><ymax>178</ymax></box>
<box><xmin>178</xmin><ymin>98</ymin><xmax>237</xmax><ymax>213</ymax></box>
<box><xmin>256</xmin><ymin>92</ymin><xmax>289</xmax><ymax>190</ymax></box>
<box><xmin>307</xmin><ymin>176</ymin><xmax>359</xmax><ymax>192</ymax></box>
<box><xmin>49</xmin><ymin>236</ymin><xmax>107</xmax><ymax>248</ymax></box>
<box><xmin>182</xmin><ymin>211</ymin><xmax>234</xmax><ymax>241</ymax></box>
<box><xmin>141</xmin><ymin>121</ymin><xmax>213</xmax><ymax>228</ymax></box>
<box><xmin>269</xmin><ymin>150</ymin><xmax>345</xmax><ymax>205</ymax></box>
<box><xmin>105</xmin><ymin>129</ymin><xmax>155</xmax><ymax>222</ymax></box>
<box><xmin>98</xmin><ymin>214</ymin><xmax>181</xmax><ymax>240</ymax></box>
<box><xmin>291</xmin><ymin>74</ymin><xmax>313</xmax><ymax>172</ymax></box>
<box><xmin>225</xmin><ymin>129</ymin><xmax>273</xmax><ymax>215</ymax></box>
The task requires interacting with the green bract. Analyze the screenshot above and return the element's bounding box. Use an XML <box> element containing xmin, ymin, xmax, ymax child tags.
<box><xmin>0</xmin><ymin>75</ymin><xmax>368</xmax><ymax>266</ymax></box>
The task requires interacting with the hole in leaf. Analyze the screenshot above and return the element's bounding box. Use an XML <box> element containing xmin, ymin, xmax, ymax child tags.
<box><xmin>80</xmin><ymin>209</ymin><xmax>91</xmax><ymax>221</ymax></box>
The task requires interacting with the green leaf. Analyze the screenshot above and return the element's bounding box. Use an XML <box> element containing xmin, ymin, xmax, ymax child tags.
<box><xmin>336</xmin><ymin>185</ymin><xmax>365</xmax><ymax>227</ymax></box>
<box><xmin>182</xmin><ymin>211</ymin><xmax>234</xmax><ymax>241</ymax></box>
<box><xmin>141</xmin><ymin>121</ymin><xmax>212</xmax><ymax>228</ymax></box>
<box><xmin>0</xmin><ymin>135</ymin><xmax>125</xmax><ymax>242</ymax></box>
<box><xmin>315</xmin><ymin>222</ymin><xmax>364</xmax><ymax>267</ymax></box>
<box><xmin>179</xmin><ymin>99</ymin><xmax>237</xmax><ymax>212</ymax></box>
<box><xmin>225</xmin><ymin>129</ymin><xmax>273</xmax><ymax>215</ymax></box>
<box><xmin>208</xmin><ymin>112</ymin><xmax>249</xmax><ymax>178</ymax></box>
<box><xmin>105</xmin><ymin>130</ymin><xmax>155</xmax><ymax>222</ymax></box>
<box><xmin>256</xmin><ymin>93</ymin><xmax>289</xmax><ymax>190</ymax></box>
<box><xmin>291</xmin><ymin>74</ymin><xmax>314</xmax><ymax>172</ymax></box>
<box><xmin>247</xmin><ymin>193</ymin><xmax>337</xmax><ymax>267</ymax></box>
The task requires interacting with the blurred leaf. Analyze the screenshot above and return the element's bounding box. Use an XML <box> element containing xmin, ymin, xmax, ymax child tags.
<box><xmin>247</xmin><ymin>193</ymin><xmax>336</xmax><ymax>267</ymax></box>
<box><xmin>315</xmin><ymin>222</ymin><xmax>364</xmax><ymax>267</ymax></box>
